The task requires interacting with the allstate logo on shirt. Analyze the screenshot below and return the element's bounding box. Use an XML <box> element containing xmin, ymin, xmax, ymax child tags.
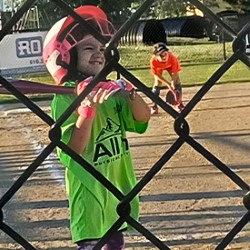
<box><xmin>16</xmin><ymin>36</ymin><xmax>43</xmax><ymax>58</ymax></box>
<box><xmin>93</xmin><ymin>118</ymin><xmax>129</xmax><ymax>164</ymax></box>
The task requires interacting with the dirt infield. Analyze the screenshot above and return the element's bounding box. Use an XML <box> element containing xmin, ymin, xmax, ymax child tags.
<box><xmin>1</xmin><ymin>82</ymin><xmax>250</xmax><ymax>249</ymax></box>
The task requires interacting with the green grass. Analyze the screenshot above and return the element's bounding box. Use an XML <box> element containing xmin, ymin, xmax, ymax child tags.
<box><xmin>118</xmin><ymin>41</ymin><xmax>233</xmax><ymax>68</ymax></box>
<box><xmin>129</xmin><ymin>60</ymin><xmax>250</xmax><ymax>87</ymax></box>
<box><xmin>117</xmin><ymin>42</ymin><xmax>249</xmax><ymax>87</ymax></box>
<box><xmin>1</xmin><ymin>40</ymin><xmax>249</xmax><ymax>102</ymax></box>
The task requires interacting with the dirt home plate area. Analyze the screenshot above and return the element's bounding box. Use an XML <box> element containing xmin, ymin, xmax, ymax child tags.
<box><xmin>1</xmin><ymin>82</ymin><xmax>250</xmax><ymax>249</ymax></box>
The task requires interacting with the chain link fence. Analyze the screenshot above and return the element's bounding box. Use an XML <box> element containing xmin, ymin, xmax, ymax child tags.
<box><xmin>0</xmin><ymin>0</ymin><xmax>250</xmax><ymax>249</ymax></box>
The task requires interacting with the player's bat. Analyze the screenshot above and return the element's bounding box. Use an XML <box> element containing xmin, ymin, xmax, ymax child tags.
<box><xmin>0</xmin><ymin>79</ymin><xmax>75</xmax><ymax>95</ymax></box>
<box><xmin>0</xmin><ymin>78</ymin><xmax>165</xmax><ymax>95</ymax></box>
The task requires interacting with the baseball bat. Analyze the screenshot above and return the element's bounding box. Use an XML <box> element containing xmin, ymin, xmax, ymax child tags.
<box><xmin>0</xmin><ymin>79</ymin><xmax>75</xmax><ymax>95</ymax></box>
<box><xmin>0</xmin><ymin>78</ymin><xmax>167</xmax><ymax>95</ymax></box>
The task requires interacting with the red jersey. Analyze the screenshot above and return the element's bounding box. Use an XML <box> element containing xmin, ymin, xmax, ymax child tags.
<box><xmin>150</xmin><ymin>52</ymin><xmax>181</xmax><ymax>76</ymax></box>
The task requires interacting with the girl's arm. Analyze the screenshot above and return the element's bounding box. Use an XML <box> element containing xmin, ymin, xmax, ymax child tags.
<box><xmin>68</xmin><ymin>115</ymin><xmax>94</xmax><ymax>154</ymax></box>
<box><xmin>127</xmin><ymin>90</ymin><xmax>151</xmax><ymax>123</ymax></box>
<box><xmin>68</xmin><ymin>80</ymin><xmax>121</xmax><ymax>154</ymax></box>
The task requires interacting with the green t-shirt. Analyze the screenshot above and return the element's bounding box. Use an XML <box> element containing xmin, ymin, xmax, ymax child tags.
<box><xmin>51</xmin><ymin>81</ymin><xmax>148</xmax><ymax>243</ymax></box>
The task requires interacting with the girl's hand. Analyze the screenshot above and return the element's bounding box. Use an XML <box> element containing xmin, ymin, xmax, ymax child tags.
<box><xmin>76</xmin><ymin>78</ymin><xmax>122</xmax><ymax>105</ymax></box>
<box><xmin>75</xmin><ymin>78</ymin><xmax>123</xmax><ymax>118</ymax></box>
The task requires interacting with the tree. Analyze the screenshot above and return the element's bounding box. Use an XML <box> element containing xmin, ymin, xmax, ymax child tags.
<box><xmin>98</xmin><ymin>0</ymin><xmax>134</xmax><ymax>24</ymax></box>
<box><xmin>209</xmin><ymin>0</ymin><xmax>250</xmax><ymax>13</ymax></box>
<box><xmin>237</xmin><ymin>0</ymin><xmax>250</xmax><ymax>11</ymax></box>
<box><xmin>4</xmin><ymin>0</ymin><xmax>22</xmax><ymax>12</ymax></box>
<box><xmin>35</xmin><ymin>0</ymin><xmax>91</xmax><ymax>29</ymax></box>
<box><xmin>130</xmin><ymin>0</ymin><xmax>188</xmax><ymax>19</ymax></box>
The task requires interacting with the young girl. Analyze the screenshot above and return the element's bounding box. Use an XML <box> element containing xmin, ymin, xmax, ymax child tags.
<box><xmin>43</xmin><ymin>5</ymin><xmax>150</xmax><ymax>250</ymax></box>
<box><xmin>150</xmin><ymin>42</ymin><xmax>184</xmax><ymax>114</ymax></box>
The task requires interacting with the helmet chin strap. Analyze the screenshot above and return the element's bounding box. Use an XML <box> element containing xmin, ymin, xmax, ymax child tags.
<box><xmin>55</xmin><ymin>55</ymin><xmax>86</xmax><ymax>82</ymax></box>
<box><xmin>75</xmin><ymin>71</ymin><xmax>88</xmax><ymax>82</ymax></box>
<box><xmin>76</xmin><ymin>72</ymin><xmax>108</xmax><ymax>83</ymax></box>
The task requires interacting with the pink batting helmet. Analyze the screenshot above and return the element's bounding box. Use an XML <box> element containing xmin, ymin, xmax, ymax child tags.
<box><xmin>43</xmin><ymin>6</ymin><xmax>115</xmax><ymax>85</ymax></box>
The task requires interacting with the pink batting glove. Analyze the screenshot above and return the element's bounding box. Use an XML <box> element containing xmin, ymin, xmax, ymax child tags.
<box><xmin>75</xmin><ymin>78</ymin><xmax>122</xmax><ymax>118</ymax></box>
<box><xmin>96</xmin><ymin>81</ymin><xmax>121</xmax><ymax>102</ymax></box>
<box><xmin>75</xmin><ymin>76</ymin><xmax>95</xmax><ymax>96</ymax></box>
<box><xmin>76</xmin><ymin>78</ymin><xmax>121</xmax><ymax>100</ymax></box>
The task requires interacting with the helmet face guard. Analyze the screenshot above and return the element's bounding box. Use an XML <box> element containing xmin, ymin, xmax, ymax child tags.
<box><xmin>43</xmin><ymin>6</ymin><xmax>116</xmax><ymax>84</ymax></box>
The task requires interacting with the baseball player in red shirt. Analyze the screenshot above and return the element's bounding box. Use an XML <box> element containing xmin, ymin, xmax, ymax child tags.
<box><xmin>150</xmin><ymin>42</ymin><xmax>184</xmax><ymax>114</ymax></box>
